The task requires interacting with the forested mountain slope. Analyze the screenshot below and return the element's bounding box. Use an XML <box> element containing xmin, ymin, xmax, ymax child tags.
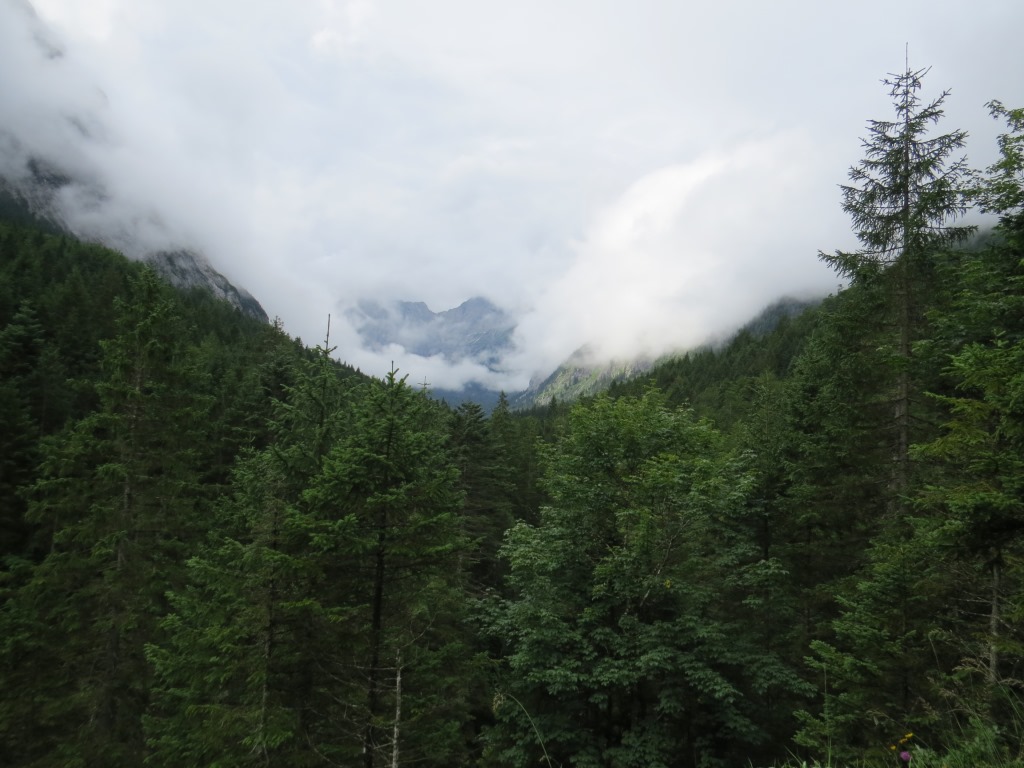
<box><xmin>1</xmin><ymin>73</ymin><xmax>1023</xmax><ymax>768</ymax></box>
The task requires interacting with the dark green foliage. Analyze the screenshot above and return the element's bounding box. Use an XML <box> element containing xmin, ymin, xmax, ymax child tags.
<box><xmin>305</xmin><ymin>369</ymin><xmax>472</xmax><ymax>766</ymax></box>
<box><xmin>146</xmin><ymin>341</ymin><xmax>353</xmax><ymax>766</ymax></box>
<box><xmin>790</xmin><ymin>86</ymin><xmax>1022</xmax><ymax>764</ymax></box>
<box><xmin>3</xmin><ymin>86</ymin><xmax>1024</xmax><ymax>768</ymax></box>
<box><xmin>0</xmin><ymin>270</ymin><xmax>213</xmax><ymax>765</ymax></box>
<box><xmin>449</xmin><ymin>400</ymin><xmax>517</xmax><ymax>591</ymax></box>
<box><xmin>148</xmin><ymin>363</ymin><xmax>475</xmax><ymax>767</ymax></box>
<box><xmin>608</xmin><ymin>298</ymin><xmax>820</xmax><ymax>430</ymax></box>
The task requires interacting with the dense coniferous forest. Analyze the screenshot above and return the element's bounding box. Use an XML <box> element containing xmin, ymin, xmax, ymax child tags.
<box><xmin>1</xmin><ymin>69</ymin><xmax>1023</xmax><ymax>766</ymax></box>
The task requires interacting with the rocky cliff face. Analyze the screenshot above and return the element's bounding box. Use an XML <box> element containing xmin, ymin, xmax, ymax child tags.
<box><xmin>348</xmin><ymin>296</ymin><xmax>515</xmax><ymax>366</ymax></box>
<box><xmin>144</xmin><ymin>249</ymin><xmax>268</xmax><ymax>323</ymax></box>
<box><xmin>0</xmin><ymin>160</ymin><xmax>269</xmax><ymax>323</ymax></box>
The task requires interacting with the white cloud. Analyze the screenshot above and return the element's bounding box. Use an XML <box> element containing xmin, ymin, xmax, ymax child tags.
<box><xmin>507</xmin><ymin>134</ymin><xmax>846</xmax><ymax>378</ymax></box>
<box><xmin>4</xmin><ymin>0</ymin><xmax>1023</xmax><ymax>392</ymax></box>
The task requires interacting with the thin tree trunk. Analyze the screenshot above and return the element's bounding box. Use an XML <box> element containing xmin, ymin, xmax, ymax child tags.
<box><xmin>363</xmin><ymin>524</ymin><xmax>387</xmax><ymax>768</ymax></box>
<box><xmin>989</xmin><ymin>553</ymin><xmax>1001</xmax><ymax>688</ymax></box>
<box><xmin>390</xmin><ymin>651</ymin><xmax>402</xmax><ymax>768</ymax></box>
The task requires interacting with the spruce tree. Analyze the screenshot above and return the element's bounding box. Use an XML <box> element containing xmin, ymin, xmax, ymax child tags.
<box><xmin>796</xmin><ymin>66</ymin><xmax>977</xmax><ymax>760</ymax></box>
<box><xmin>448</xmin><ymin>400</ymin><xmax>515</xmax><ymax>592</ymax></box>
<box><xmin>819</xmin><ymin>63</ymin><xmax>974</xmax><ymax>500</ymax></box>
<box><xmin>305</xmin><ymin>369</ymin><xmax>472</xmax><ymax>767</ymax></box>
<box><xmin>909</xmin><ymin>100</ymin><xmax>1024</xmax><ymax>741</ymax></box>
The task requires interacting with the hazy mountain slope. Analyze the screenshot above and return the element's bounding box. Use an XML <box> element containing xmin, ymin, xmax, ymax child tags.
<box><xmin>513</xmin><ymin>296</ymin><xmax>820</xmax><ymax>410</ymax></box>
<box><xmin>347</xmin><ymin>297</ymin><xmax>515</xmax><ymax>365</ymax></box>
<box><xmin>0</xmin><ymin>166</ymin><xmax>268</xmax><ymax>323</ymax></box>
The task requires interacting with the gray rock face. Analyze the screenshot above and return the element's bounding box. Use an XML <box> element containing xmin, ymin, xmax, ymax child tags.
<box><xmin>0</xmin><ymin>158</ymin><xmax>269</xmax><ymax>323</ymax></box>
<box><xmin>144</xmin><ymin>250</ymin><xmax>269</xmax><ymax>323</ymax></box>
<box><xmin>348</xmin><ymin>296</ymin><xmax>515</xmax><ymax>367</ymax></box>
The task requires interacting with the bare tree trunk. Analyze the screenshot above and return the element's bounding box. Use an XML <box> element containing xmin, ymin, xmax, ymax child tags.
<box><xmin>390</xmin><ymin>651</ymin><xmax>402</xmax><ymax>768</ymax></box>
<box><xmin>363</xmin><ymin>525</ymin><xmax>387</xmax><ymax>768</ymax></box>
<box><xmin>989</xmin><ymin>553</ymin><xmax>1001</xmax><ymax>689</ymax></box>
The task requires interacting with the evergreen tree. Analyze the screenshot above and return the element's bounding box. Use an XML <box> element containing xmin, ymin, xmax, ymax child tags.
<box><xmin>819</xmin><ymin>63</ymin><xmax>974</xmax><ymax>500</ymax></box>
<box><xmin>448</xmin><ymin>400</ymin><xmax>516</xmax><ymax>592</ymax></box>
<box><xmin>305</xmin><ymin>369</ymin><xmax>472</xmax><ymax>767</ymax></box>
<box><xmin>150</xmin><ymin>365</ymin><xmax>473</xmax><ymax>766</ymax></box>
<box><xmin>908</xmin><ymin>101</ymin><xmax>1024</xmax><ymax>744</ymax></box>
<box><xmin>0</xmin><ymin>270</ymin><xmax>210</xmax><ymax>765</ymax></box>
<box><xmin>146</xmin><ymin>338</ymin><xmax>350</xmax><ymax>766</ymax></box>
<box><xmin>790</xmin><ymin>66</ymin><xmax>977</xmax><ymax>760</ymax></box>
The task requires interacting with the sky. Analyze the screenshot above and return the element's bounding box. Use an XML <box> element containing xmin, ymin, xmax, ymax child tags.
<box><xmin>2</xmin><ymin>0</ymin><xmax>1023</xmax><ymax>391</ymax></box>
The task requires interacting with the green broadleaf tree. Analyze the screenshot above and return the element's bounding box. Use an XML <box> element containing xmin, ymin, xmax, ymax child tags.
<box><xmin>488</xmin><ymin>391</ymin><xmax>801</xmax><ymax>768</ymax></box>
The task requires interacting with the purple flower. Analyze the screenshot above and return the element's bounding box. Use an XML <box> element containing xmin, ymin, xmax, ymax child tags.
<box><xmin>899</xmin><ymin>750</ymin><xmax>911</xmax><ymax>762</ymax></box>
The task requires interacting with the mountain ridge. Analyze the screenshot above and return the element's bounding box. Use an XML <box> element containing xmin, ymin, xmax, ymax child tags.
<box><xmin>0</xmin><ymin>161</ymin><xmax>269</xmax><ymax>323</ymax></box>
<box><xmin>347</xmin><ymin>296</ymin><xmax>515</xmax><ymax>365</ymax></box>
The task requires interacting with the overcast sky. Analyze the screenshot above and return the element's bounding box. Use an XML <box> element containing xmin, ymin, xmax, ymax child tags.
<box><xmin>3</xmin><ymin>0</ymin><xmax>1023</xmax><ymax>390</ymax></box>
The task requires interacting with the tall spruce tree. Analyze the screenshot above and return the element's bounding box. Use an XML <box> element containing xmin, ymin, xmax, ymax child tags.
<box><xmin>819</xmin><ymin>63</ymin><xmax>974</xmax><ymax>500</ymax></box>
<box><xmin>795</xmin><ymin>66</ymin><xmax>976</xmax><ymax>760</ymax></box>
<box><xmin>303</xmin><ymin>369</ymin><xmax>472</xmax><ymax>767</ymax></box>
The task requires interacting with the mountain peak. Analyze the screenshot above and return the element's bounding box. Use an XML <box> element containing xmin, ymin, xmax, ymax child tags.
<box><xmin>348</xmin><ymin>296</ymin><xmax>515</xmax><ymax>366</ymax></box>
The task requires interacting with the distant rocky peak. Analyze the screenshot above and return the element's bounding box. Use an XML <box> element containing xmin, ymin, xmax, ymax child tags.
<box><xmin>348</xmin><ymin>296</ymin><xmax>515</xmax><ymax>367</ymax></box>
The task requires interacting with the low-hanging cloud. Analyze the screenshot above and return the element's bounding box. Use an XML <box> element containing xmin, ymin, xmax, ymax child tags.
<box><xmin>3</xmin><ymin>0</ymin><xmax>1023</xmax><ymax>393</ymax></box>
<box><xmin>507</xmin><ymin>135</ymin><xmax>850</xmax><ymax>380</ymax></box>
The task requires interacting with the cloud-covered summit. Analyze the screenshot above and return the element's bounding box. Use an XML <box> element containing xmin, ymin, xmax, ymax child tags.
<box><xmin>348</xmin><ymin>297</ymin><xmax>515</xmax><ymax>367</ymax></box>
<box><xmin>3</xmin><ymin>0</ymin><xmax>1022</xmax><ymax>390</ymax></box>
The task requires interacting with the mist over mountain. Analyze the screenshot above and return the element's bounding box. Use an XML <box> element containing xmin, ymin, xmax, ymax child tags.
<box><xmin>1</xmin><ymin>0</ymin><xmax>884</xmax><ymax>395</ymax></box>
<box><xmin>0</xmin><ymin>3</ymin><xmax>267</xmax><ymax>321</ymax></box>
<box><xmin>348</xmin><ymin>297</ymin><xmax>515</xmax><ymax>365</ymax></box>
<box><xmin>7</xmin><ymin>0</ymin><xmax>1018</xmax><ymax>398</ymax></box>
<box><xmin>0</xmin><ymin>166</ymin><xmax>268</xmax><ymax>322</ymax></box>
<box><xmin>507</xmin><ymin>295</ymin><xmax>819</xmax><ymax>409</ymax></box>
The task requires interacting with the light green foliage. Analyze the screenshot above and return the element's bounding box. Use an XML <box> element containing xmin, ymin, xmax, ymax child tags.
<box><xmin>488</xmin><ymin>391</ymin><xmax>802</xmax><ymax>767</ymax></box>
